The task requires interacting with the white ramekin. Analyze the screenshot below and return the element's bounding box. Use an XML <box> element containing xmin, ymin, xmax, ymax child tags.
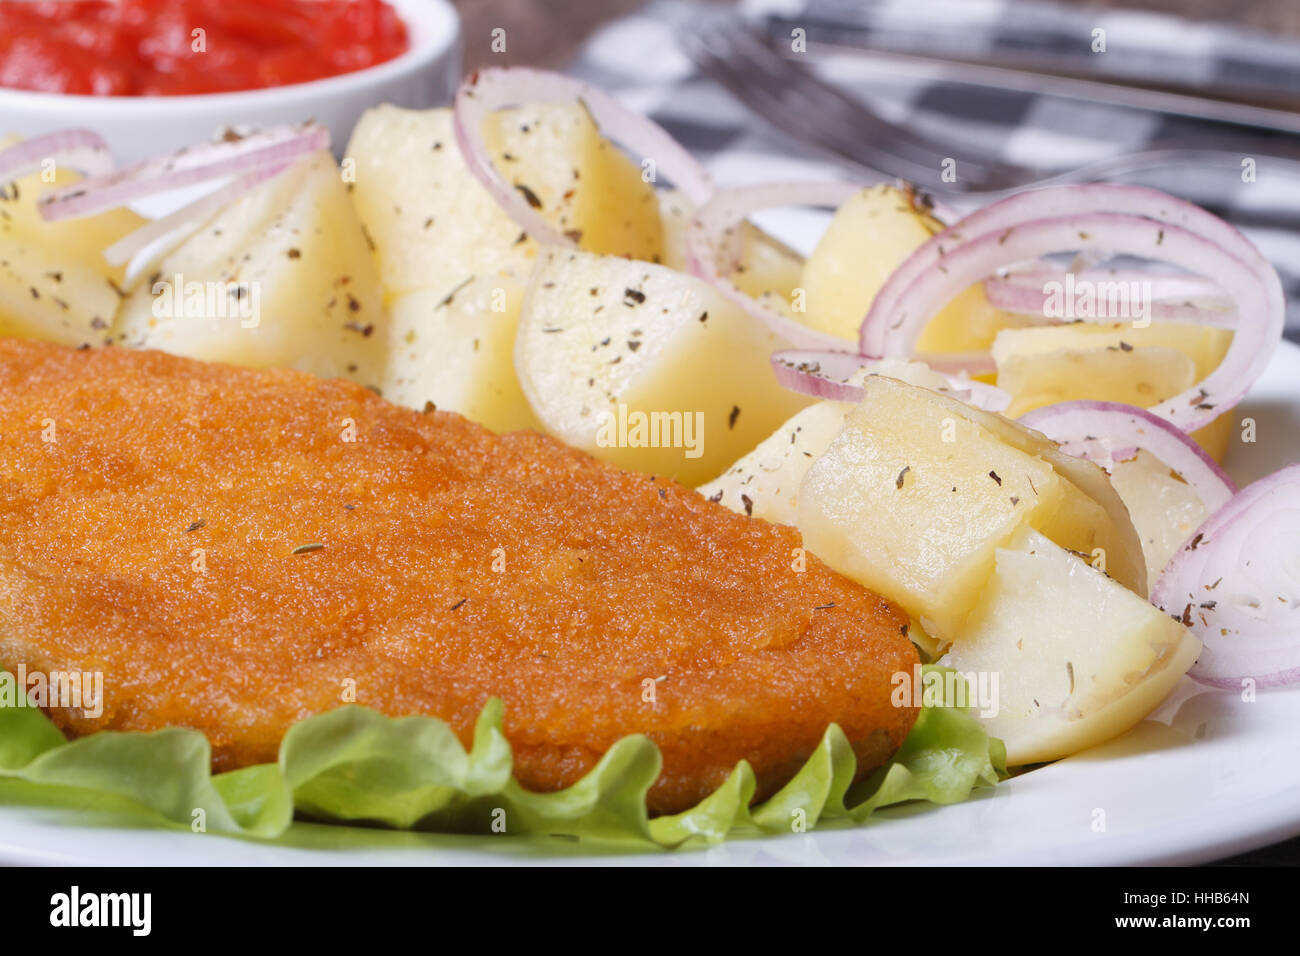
<box><xmin>0</xmin><ymin>0</ymin><xmax>460</xmax><ymax>163</ymax></box>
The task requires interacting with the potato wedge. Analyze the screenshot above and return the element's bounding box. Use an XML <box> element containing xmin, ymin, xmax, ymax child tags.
<box><xmin>656</xmin><ymin>189</ymin><xmax>804</xmax><ymax>302</ymax></box>
<box><xmin>480</xmin><ymin>104</ymin><xmax>661</xmax><ymax>262</ymax></box>
<box><xmin>382</xmin><ymin>276</ymin><xmax>540</xmax><ymax>433</ymax></box>
<box><xmin>1109</xmin><ymin>450</ymin><xmax>1209</xmax><ymax>591</ymax></box>
<box><xmin>797</xmin><ymin>375</ymin><xmax>1145</xmax><ymax>641</ymax></box>
<box><xmin>0</xmin><ymin>136</ymin><xmax>143</xmax><ymax>280</ymax></box>
<box><xmin>0</xmin><ymin>148</ymin><xmax>143</xmax><ymax>345</ymax></box>
<box><xmin>345</xmin><ymin>106</ymin><xmax>535</xmax><ymax>303</ymax></box>
<box><xmin>116</xmin><ymin>152</ymin><xmax>387</xmax><ymax>386</ymax></box>
<box><xmin>798</xmin><ymin>376</ymin><xmax>1069</xmax><ymax>640</ymax></box>
<box><xmin>697</xmin><ymin>399</ymin><xmax>852</xmax><ymax>525</ymax></box>
<box><xmin>941</xmin><ymin>526</ymin><xmax>1200</xmax><ymax>765</ymax></box>
<box><xmin>0</xmin><ymin>238</ymin><xmax>123</xmax><ymax>347</ymax></box>
<box><xmin>347</xmin><ymin>104</ymin><xmax>663</xmax><ymax>305</ymax></box>
<box><xmin>515</xmin><ymin>248</ymin><xmax>809</xmax><ymax>485</ymax></box>
<box><xmin>996</xmin><ymin>346</ymin><xmax>1196</xmax><ymax>419</ymax></box>
<box><xmin>991</xmin><ymin>322</ymin><xmax>1235</xmax><ymax>459</ymax></box>
<box><xmin>698</xmin><ymin>360</ymin><xmax>962</xmax><ymax>525</ymax></box>
<box><xmin>798</xmin><ymin>184</ymin><xmax>1020</xmax><ymax>351</ymax></box>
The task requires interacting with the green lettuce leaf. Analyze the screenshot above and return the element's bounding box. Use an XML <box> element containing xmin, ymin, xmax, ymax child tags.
<box><xmin>0</xmin><ymin>666</ymin><xmax>1004</xmax><ymax>850</ymax></box>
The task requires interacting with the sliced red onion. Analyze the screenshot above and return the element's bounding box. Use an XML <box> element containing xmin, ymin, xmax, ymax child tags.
<box><xmin>915</xmin><ymin>350</ymin><xmax>997</xmax><ymax>377</ymax></box>
<box><xmin>771</xmin><ymin>349</ymin><xmax>1011</xmax><ymax>412</ymax></box>
<box><xmin>864</xmin><ymin>211</ymin><xmax>1282</xmax><ymax>435</ymax></box>
<box><xmin>0</xmin><ymin>129</ymin><xmax>113</xmax><ymax>184</ymax></box>
<box><xmin>1019</xmin><ymin>401</ymin><xmax>1237</xmax><ymax>513</ymax></box>
<box><xmin>1151</xmin><ymin>464</ymin><xmax>1300</xmax><ymax>688</ymax></box>
<box><xmin>685</xmin><ymin>182</ymin><xmax>863</xmax><ymax>349</ymax></box>
<box><xmin>38</xmin><ymin>124</ymin><xmax>329</xmax><ymax>222</ymax></box>
<box><xmin>771</xmin><ymin>349</ymin><xmax>871</xmax><ymax>402</ymax></box>
<box><xmin>862</xmin><ymin>184</ymin><xmax>1273</xmax><ymax>357</ymax></box>
<box><xmin>984</xmin><ymin>270</ymin><xmax>1235</xmax><ymax>327</ymax></box>
<box><xmin>106</xmin><ymin>164</ymin><xmax>292</xmax><ymax>269</ymax></box>
<box><xmin>993</xmin><ymin>264</ymin><xmax>1226</xmax><ymax>302</ymax></box>
<box><xmin>453</xmin><ymin>67</ymin><xmax>713</xmax><ymax>248</ymax></box>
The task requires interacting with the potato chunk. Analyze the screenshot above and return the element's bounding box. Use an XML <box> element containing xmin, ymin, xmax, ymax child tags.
<box><xmin>116</xmin><ymin>152</ymin><xmax>387</xmax><ymax>387</ymax></box>
<box><xmin>382</xmin><ymin>276</ymin><xmax>540</xmax><ymax>433</ymax></box>
<box><xmin>0</xmin><ymin>148</ymin><xmax>143</xmax><ymax>346</ymax></box>
<box><xmin>346</xmin><ymin>104</ymin><xmax>662</xmax><ymax>305</ymax></box>
<box><xmin>515</xmin><ymin>248</ymin><xmax>809</xmax><ymax>485</ymax></box>
<box><xmin>798</xmin><ymin>185</ymin><xmax>1017</xmax><ymax>351</ymax></box>
<box><xmin>798</xmin><ymin>375</ymin><xmax>1145</xmax><ymax>640</ymax></box>
<box><xmin>991</xmin><ymin>322</ymin><xmax>1235</xmax><ymax>458</ymax></box>
<box><xmin>941</xmin><ymin>527</ymin><xmax>1199</xmax><ymax>764</ymax></box>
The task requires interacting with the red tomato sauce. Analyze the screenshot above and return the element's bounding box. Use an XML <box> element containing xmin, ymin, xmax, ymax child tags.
<box><xmin>0</xmin><ymin>0</ymin><xmax>409</xmax><ymax>96</ymax></box>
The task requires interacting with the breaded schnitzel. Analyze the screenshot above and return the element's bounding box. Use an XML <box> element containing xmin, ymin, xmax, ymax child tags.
<box><xmin>0</xmin><ymin>338</ymin><xmax>917</xmax><ymax>814</ymax></box>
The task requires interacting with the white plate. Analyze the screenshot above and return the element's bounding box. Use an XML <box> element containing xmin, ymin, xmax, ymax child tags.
<box><xmin>1</xmin><ymin>344</ymin><xmax>1297</xmax><ymax>867</ymax></box>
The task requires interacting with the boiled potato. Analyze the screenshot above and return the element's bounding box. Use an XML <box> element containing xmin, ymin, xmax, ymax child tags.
<box><xmin>735</xmin><ymin>232</ymin><xmax>803</xmax><ymax>303</ymax></box>
<box><xmin>911</xmin><ymin>376</ymin><xmax>1147</xmax><ymax>596</ymax></box>
<box><xmin>480</xmin><ymin>104</ymin><xmax>661</xmax><ymax>262</ymax></box>
<box><xmin>116</xmin><ymin>152</ymin><xmax>388</xmax><ymax>386</ymax></box>
<box><xmin>992</xmin><ymin>321</ymin><xmax>1231</xmax><ymax>380</ymax></box>
<box><xmin>0</xmin><ymin>135</ymin><xmax>143</xmax><ymax>278</ymax></box>
<box><xmin>0</xmin><ymin>145</ymin><xmax>143</xmax><ymax>345</ymax></box>
<box><xmin>798</xmin><ymin>185</ymin><xmax>1019</xmax><ymax>351</ymax></box>
<box><xmin>798</xmin><ymin>375</ymin><xmax>1070</xmax><ymax>640</ymax></box>
<box><xmin>698</xmin><ymin>399</ymin><xmax>851</xmax><ymax>525</ymax></box>
<box><xmin>991</xmin><ymin>322</ymin><xmax>1235</xmax><ymax>459</ymax></box>
<box><xmin>941</xmin><ymin>526</ymin><xmax>1200</xmax><ymax>765</ymax></box>
<box><xmin>0</xmin><ymin>239</ymin><xmax>123</xmax><ymax>347</ymax></box>
<box><xmin>656</xmin><ymin>189</ymin><xmax>804</xmax><ymax>302</ymax></box>
<box><xmin>515</xmin><ymin>248</ymin><xmax>809</xmax><ymax>486</ymax></box>
<box><xmin>346</xmin><ymin>106</ymin><xmax>535</xmax><ymax>303</ymax></box>
<box><xmin>797</xmin><ymin>375</ymin><xmax>1144</xmax><ymax>641</ymax></box>
<box><xmin>698</xmin><ymin>360</ymin><xmax>961</xmax><ymax>525</ymax></box>
<box><xmin>1109</xmin><ymin>450</ymin><xmax>1209</xmax><ymax>591</ymax></box>
<box><xmin>995</xmin><ymin>346</ymin><xmax>1196</xmax><ymax>419</ymax></box>
<box><xmin>381</xmin><ymin>276</ymin><xmax>540</xmax><ymax>433</ymax></box>
<box><xmin>656</xmin><ymin>190</ymin><xmax>692</xmax><ymax>271</ymax></box>
<box><xmin>347</xmin><ymin>104</ymin><xmax>661</xmax><ymax>305</ymax></box>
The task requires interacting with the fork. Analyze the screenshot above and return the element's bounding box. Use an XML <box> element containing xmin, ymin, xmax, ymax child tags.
<box><xmin>679</xmin><ymin>12</ymin><xmax>1300</xmax><ymax>196</ymax></box>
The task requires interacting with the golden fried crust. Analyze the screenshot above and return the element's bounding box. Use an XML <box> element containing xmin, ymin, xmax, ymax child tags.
<box><xmin>0</xmin><ymin>338</ymin><xmax>918</xmax><ymax>814</ymax></box>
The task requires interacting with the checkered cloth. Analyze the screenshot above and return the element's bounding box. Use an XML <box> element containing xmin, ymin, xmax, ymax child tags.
<box><xmin>569</xmin><ymin>0</ymin><xmax>1300</xmax><ymax>339</ymax></box>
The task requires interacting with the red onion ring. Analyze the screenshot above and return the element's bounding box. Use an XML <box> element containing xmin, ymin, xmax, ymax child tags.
<box><xmin>984</xmin><ymin>270</ymin><xmax>1235</xmax><ymax>327</ymax></box>
<box><xmin>452</xmin><ymin>67</ymin><xmax>713</xmax><ymax>248</ymax></box>
<box><xmin>771</xmin><ymin>349</ymin><xmax>1011</xmax><ymax>412</ymax></box>
<box><xmin>1019</xmin><ymin>401</ymin><xmax>1238</xmax><ymax>513</ymax></box>
<box><xmin>864</xmin><ymin>211</ymin><xmax>1282</xmax><ymax>435</ymax></box>
<box><xmin>685</xmin><ymin>182</ymin><xmax>863</xmax><ymax>349</ymax></box>
<box><xmin>38</xmin><ymin>124</ymin><xmax>329</xmax><ymax>222</ymax></box>
<box><xmin>1151</xmin><ymin>463</ymin><xmax>1300</xmax><ymax>688</ymax></box>
<box><xmin>862</xmin><ymin>184</ymin><xmax>1272</xmax><ymax>356</ymax></box>
<box><xmin>770</xmin><ymin>349</ymin><xmax>871</xmax><ymax>402</ymax></box>
<box><xmin>104</xmin><ymin>164</ymin><xmax>293</xmax><ymax>268</ymax></box>
<box><xmin>0</xmin><ymin>129</ymin><xmax>113</xmax><ymax>184</ymax></box>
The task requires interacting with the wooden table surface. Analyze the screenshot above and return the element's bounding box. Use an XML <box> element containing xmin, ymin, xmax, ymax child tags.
<box><xmin>445</xmin><ymin>0</ymin><xmax>1300</xmax><ymax>868</ymax></box>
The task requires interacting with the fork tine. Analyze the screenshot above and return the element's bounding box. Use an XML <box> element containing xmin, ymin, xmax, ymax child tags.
<box><xmin>680</xmin><ymin>14</ymin><xmax>1030</xmax><ymax>191</ymax></box>
<box><xmin>686</xmin><ymin>32</ymin><xmax>946</xmax><ymax>183</ymax></box>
